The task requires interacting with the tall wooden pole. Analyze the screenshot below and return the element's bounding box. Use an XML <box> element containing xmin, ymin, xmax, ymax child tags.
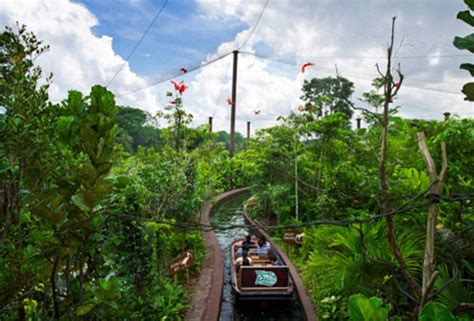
<box><xmin>246</xmin><ymin>121</ymin><xmax>251</xmax><ymax>140</ymax></box>
<box><xmin>230</xmin><ymin>50</ymin><xmax>239</xmax><ymax>158</ymax></box>
<box><xmin>208</xmin><ymin>116</ymin><xmax>213</xmax><ymax>132</ymax></box>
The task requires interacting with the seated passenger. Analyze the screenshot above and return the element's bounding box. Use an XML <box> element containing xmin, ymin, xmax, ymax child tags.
<box><xmin>256</xmin><ymin>238</ymin><xmax>269</xmax><ymax>255</ymax></box>
<box><xmin>268</xmin><ymin>249</ymin><xmax>283</xmax><ymax>266</ymax></box>
<box><xmin>242</xmin><ymin>234</ymin><xmax>257</xmax><ymax>248</ymax></box>
<box><xmin>235</xmin><ymin>249</ymin><xmax>252</xmax><ymax>272</ymax></box>
<box><xmin>236</xmin><ymin>244</ymin><xmax>250</xmax><ymax>257</ymax></box>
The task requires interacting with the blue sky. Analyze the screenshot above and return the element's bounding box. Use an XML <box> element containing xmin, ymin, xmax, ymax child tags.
<box><xmin>78</xmin><ymin>0</ymin><xmax>246</xmax><ymax>79</ymax></box>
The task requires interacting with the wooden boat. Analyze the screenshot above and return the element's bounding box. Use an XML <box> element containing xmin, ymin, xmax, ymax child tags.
<box><xmin>230</xmin><ymin>237</ymin><xmax>294</xmax><ymax>300</ymax></box>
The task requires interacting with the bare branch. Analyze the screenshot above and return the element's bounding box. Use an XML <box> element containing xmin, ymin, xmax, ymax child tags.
<box><xmin>452</xmin><ymin>303</ymin><xmax>474</xmax><ymax>315</ymax></box>
<box><xmin>436</xmin><ymin>142</ymin><xmax>448</xmax><ymax>193</ymax></box>
<box><xmin>375</xmin><ymin>63</ymin><xmax>385</xmax><ymax>78</ymax></box>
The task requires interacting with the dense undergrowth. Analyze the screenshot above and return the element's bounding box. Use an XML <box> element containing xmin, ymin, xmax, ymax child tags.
<box><xmin>242</xmin><ymin>113</ymin><xmax>474</xmax><ymax>319</ymax></box>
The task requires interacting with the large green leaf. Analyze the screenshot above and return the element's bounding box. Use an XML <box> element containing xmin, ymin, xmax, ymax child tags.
<box><xmin>453</xmin><ymin>34</ymin><xmax>474</xmax><ymax>53</ymax></box>
<box><xmin>348</xmin><ymin>294</ymin><xmax>375</xmax><ymax>321</ymax></box>
<box><xmin>462</xmin><ymin>82</ymin><xmax>474</xmax><ymax>101</ymax></box>
<box><xmin>457</xmin><ymin>10</ymin><xmax>474</xmax><ymax>26</ymax></box>
<box><xmin>76</xmin><ymin>303</ymin><xmax>95</xmax><ymax>316</ymax></box>
<box><xmin>460</xmin><ymin>63</ymin><xmax>474</xmax><ymax>76</ymax></box>
<box><xmin>71</xmin><ymin>193</ymin><xmax>90</xmax><ymax>212</ymax></box>
<box><xmin>419</xmin><ymin>302</ymin><xmax>457</xmax><ymax>321</ymax></box>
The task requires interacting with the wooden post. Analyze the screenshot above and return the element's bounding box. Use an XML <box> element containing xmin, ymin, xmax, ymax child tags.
<box><xmin>208</xmin><ymin>116</ymin><xmax>213</xmax><ymax>132</ymax></box>
<box><xmin>356</xmin><ymin>117</ymin><xmax>361</xmax><ymax>129</ymax></box>
<box><xmin>230</xmin><ymin>50</ymin><xmax>239</xmax><ymax>158</ymax></box>
<box><xmin>443</xmin><ymin>112</ymin><xmax>450</xmax><ymax>121</ymax></box>
<box><xmin>247</xmin><ymin>121</ymin><xmax>251</xmax><ymax>140</ymax></box>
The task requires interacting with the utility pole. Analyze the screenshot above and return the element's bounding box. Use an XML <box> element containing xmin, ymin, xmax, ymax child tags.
<box><xmin>230</xmin><ymin>50</ymin><xmax>239</xmax><ymax>158</ymax></box>
<box><xmin>294</xmin><ymin>133</ymin><xmax>299</xmax><ymax>221</ymax></box>
<box><xmin>246</xmin><ymin>121</ymin><xmax>251</xmax><ymax>140</ymax></box>
<box><xmin>208</xmin><ymin>116</ymin><xmax>213</xmax><ymax>132</ymax></box>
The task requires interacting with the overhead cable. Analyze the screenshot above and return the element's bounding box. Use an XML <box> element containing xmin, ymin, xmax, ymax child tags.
<box><xmin>106</xmin><ymin>0</ymin><xmax>170</xmax><ymax>87</ymax></box>
<box><xmin>116</xmin><ymin>51</ymin><xmax>233</xmax><ymax>97</ymax></box>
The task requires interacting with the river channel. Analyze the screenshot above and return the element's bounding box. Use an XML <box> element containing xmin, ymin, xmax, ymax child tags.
<box><xmin>210</xmin><ymin>193</ymin><xmax>305</xmax><ymax>321</ymax></box>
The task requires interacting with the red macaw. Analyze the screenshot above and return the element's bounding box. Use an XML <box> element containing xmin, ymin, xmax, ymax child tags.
<box><xmin>301</xmin><ymin>62</ymin><xmax>314</xmax><ymax>73</ymax></box>
<box><xmin>180</xmin><ymin>68</ymin><xmax>188</xmax><ymax>73</ymax></box>
<box><xmin>227</xmin><ymin>97</ymin><xmax>233</xmax><ymax>106</ymax></box>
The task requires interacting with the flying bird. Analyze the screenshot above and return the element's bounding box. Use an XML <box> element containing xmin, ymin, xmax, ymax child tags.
<box><xmin>301</xmin><ymin>62</ymin><xmax>314</xmax><ymax>73</ymax></box>
<box><xmin>170</xmin><ymin>100</ymin><xmax>177</xmax><ymax>104</ymax></box>
<box><xmin>180</xmin><ymin>67</ymin><xmax>188</xmax><ymax>73</ymax></box>
<box><xmin>178</xmin><ymin>83</ymin><xmax>188</xmax><ymax>95</ymax></box>
<box><xmin>253</xmin><ymin>110</ymin><xmax>261</xmax><ymax>115</ymax></box>
<box><xmin>171</xmin><ymin>80</ymin><xmax>182</xmax><ymax>91</ymax></box>
<box><xmin>227</xmin><ymin>97</ymin><xmax>234</xmax><ymax>106</ymax></box>
<box><xmin>170</xmin><ymin>80</ymin><xmax>188</xmax><ymax>95</ymax></box>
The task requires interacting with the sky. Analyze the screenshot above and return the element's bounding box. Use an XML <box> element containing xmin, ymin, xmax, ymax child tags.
<box><xmin>0</xmin><ymin>0</ymin><xmax>472</xmax><ymax>134</ymax></box>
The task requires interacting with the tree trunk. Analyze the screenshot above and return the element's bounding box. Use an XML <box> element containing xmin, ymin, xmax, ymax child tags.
<box><xmin>417</xmin><ymin>132</ymin><xmax>447</xmax><ymax>309</ymax></box>
<box><xmin>379</xmin><ymin>17</ymin><xmax>420</xmax><ymax>298</ymax></box>
<box><xmin>51</xmin><ymin>257</ymin><xmax>60</xmax><ymax>319</ymax></box>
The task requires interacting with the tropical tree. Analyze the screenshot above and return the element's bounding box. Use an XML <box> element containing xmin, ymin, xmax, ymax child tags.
<box><xmin>300</xmin><ymin>76</ymin><xmax>355</xmax><ymax>119</ymax></box>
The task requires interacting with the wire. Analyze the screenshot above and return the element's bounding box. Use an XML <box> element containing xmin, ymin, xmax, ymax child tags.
<box><xmin>106</xmin><ymin>0</ymin><xmax>170</xmax><ymax>87</ymax></box>
<box><xmin>240</xmin><ymin>51</ymin><xmax>464</xmax><ymax>95</ymax></box>
<box><xmin>105</xmin><ymin>193</ymin><xmax>473</xmax><ymax>232</ymax></box>
<box><xmin>238</xmin><ymin>0</ymin><xmax>269</xmax><ymax>50</ymax></box>
<box><xmin>116</xmin><ymin>51</ymin><xmax>233</xmax><ymax>97</ymax></box>
<box><xmin>240</xmin><ymin>50</ymin><xmax>470</xmax><ymax>60</ymax></box>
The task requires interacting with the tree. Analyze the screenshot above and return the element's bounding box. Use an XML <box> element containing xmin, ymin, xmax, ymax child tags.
<box><xmin>0</xmin><ymin>23</ymin><xmax>51</xmax><ymax>225</ymax></box>
<box><xmin>116</xmin><ymin>106</ymin><xmax>161</xmax><ymax>152</ymax></box>
<box><xmin>301</xmin><ymin>76</ymin><xmax>355</xmax><ymax>120</ymax></box>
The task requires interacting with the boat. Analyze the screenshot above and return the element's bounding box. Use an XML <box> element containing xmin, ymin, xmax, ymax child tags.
<box><xmin>230</xmin><ymin>237</ymin><xmax>294</xmax><ymax>301</ymax></box>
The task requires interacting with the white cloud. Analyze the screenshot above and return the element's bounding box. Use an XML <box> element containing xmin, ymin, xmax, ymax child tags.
<box><xmin>0</xmin><ymin>0</ymin><xmax>159</xmax><ymax>113</ymax></box>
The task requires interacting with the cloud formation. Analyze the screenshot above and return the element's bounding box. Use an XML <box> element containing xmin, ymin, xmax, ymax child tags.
<box><xmin>0</xmin><ymin>0</ymin><xmax>158</xmax><ymax>112</ymax></box>
<box><xmin>1</xmin><ymin>0</ymin><xmax>472</xmax><ymax>135</ymax></box>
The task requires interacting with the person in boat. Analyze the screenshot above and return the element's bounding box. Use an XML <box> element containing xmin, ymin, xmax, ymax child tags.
<box><xmin>256</xmin><ymin>237</ymin><xmax>269</xmax><ymax>255</ymax></box>
<box><xmin>268</xmin><ymin>249</ymin><xmax>283</xmax><ymax>266</ymax></box>
<box><xmin>235</xmin><ymin>249</ymin><xmax>252</xmax><ymax>272</ymax></box>
<box><xmin>242</xmin><ymin>234</ymin><xmax>257</xmax><ymax>248</ymax></box>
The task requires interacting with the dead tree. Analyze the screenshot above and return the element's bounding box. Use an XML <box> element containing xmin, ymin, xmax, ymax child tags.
<box><xmin>417</xmin><ymin>132</ymin><xmax>447</xmax><ymax>309</ymax></box>
<box><xmin>378</xmin><ymin>17</ymin><xmax>421</xmax><ymax>297</ymax></box>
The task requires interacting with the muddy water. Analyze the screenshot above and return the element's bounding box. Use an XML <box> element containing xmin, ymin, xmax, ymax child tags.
<box><xmin>210</xmin><ymin>193</ymin><xmax>304</xmax><ymax>321</ymax></box>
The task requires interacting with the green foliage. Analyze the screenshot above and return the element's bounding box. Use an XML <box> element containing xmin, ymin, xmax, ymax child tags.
<box><xmin>301</xmin><ymin>222</ymin><xmax>423</xmax><ymax>304</ymax></box>
<box><xmin>434</xmin><ymin>262</ymin><xmax>474</xmax><ymax>311</ymax></box>
<box><xmin>454</xmin><ymin>1</ymin><xmax>474</xmax><ymax>100</ymax></box>
<box><xmin>318</xmin><ymin>295</ymin><xmax>349</xmax><ymax>320</ymax></box>
<box><xmin>301</xmin><ymin>76</ymin><xmax>355</xmax><ymax>119</ymax></box>
<box><xmin>116</xmin><ymin>106</ymin><xmax>161</xmax><ymax>152</ymax></box>
<box><xmin>418</xmin><ymin>302</ymin><xmax>469</xmax><ymax>321</ymax></box>
<box><xmin>348</xmin><ymin>294</ymin><xmax>391</xmax><ymax>321</ymax></box>
<box><xmin>0</xmin><ymin>24</ymin><xmax>227</xmax><ymax>320</ymax></box>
